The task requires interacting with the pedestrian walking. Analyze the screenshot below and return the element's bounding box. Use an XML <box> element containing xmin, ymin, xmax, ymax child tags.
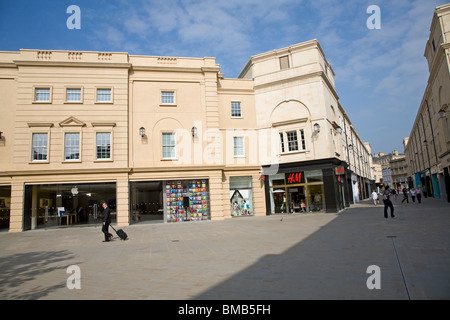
<box><xmin>410</xmin><ymin>187</ymin><xmax>416</xmax><ymax>203</ymax></box>
<box><xmin>392</xmin><ymin>188</ymin><xmax>397</xmax><ymax>200</ymax></box>
<box><xmin>401</xmin><ymin>187</ymin><xmax>409</xmax><ymax>203</ymax></box>
<box><xmin>416</xmin><ymin>186</ymin><xmax>422</xmax><ymax>203</ymax></box>
<box><xmin>101</xmin><ymin>200</ymin><xmax>113</xmax><ymax>242</ymax></box>
<box><xmin>371</xmin><ymin>190</ymin><xmax>378</xmax><ymax>205</ymax></box>
<box><xmin>382</xmin><ymin>186</ymin><xmax>395</xmax><ymax>219</ymax></box>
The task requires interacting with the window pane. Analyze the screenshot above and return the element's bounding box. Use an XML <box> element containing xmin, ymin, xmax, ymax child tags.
<box><xmin>66</xmin><ymin>89</ymin><xmax>81</xmax><ymax>102</ymax></box>
<box><xmin>97</xmin><ymin>89</ymin><xmax>111</xmax><ymax>102</ymax></box>
<box><xmin>35</xmin><ymin>88</ymin><xmax>50</xmax><ymax>101</ymax></box>
<box><xmin>231</xmin><ymin>102</ymin><xmax>241</xmax><ymax>117</ymax></box>
<box><xmin>32</xmin><ymin>133</ymin><xmax>48</xmax><ymax>161</ymax></box>
<box><xmin>96</xmin><ymin>133</ymin><xmax>111</xmax><ymax>159</ymax></box>
<box><xmin>300</xmin><ymin>129</ymin><xmax>306</xmax><ymax>150</ymax></box>
<box><xmin>162</xmin><ymin>133</ymin><xmax>176</xmax><ymax>159</ymax></box>
<box><xmin>234</xmin><ymin>137</ymin><xmax>244</xmax><ymax>156</ymax></box>
<box><xmin>161</xmin><ymin>91</ymin><xmax>174</xmax><ymax>104</ymax></box>
<box><xmin>279</xmin><ymin>133</ymin><xmax>285</xmax><ymax>153</ymax></box>
<box><xmin>286</xmin><ymin>131</ymin><xmax>298</xmax><ymax>152</ymax></box>
<box><xmin>65</xmin><ymin>133</ymin><xmax>80</xmax><ymax>160</ymax></box>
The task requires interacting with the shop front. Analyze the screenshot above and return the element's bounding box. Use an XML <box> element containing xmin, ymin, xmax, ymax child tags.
<box><xmin>165</xmin><ymin>179</ymin><xmax>210</xmax><ymax>223</ymax></box>
<box><xmin>0</xmin><ymin>185</ymin><xmax>11</xmax><ymax>231</ymax></box>
<box><xmin>229</xmin><ymin>176</ymin><xmax>254</xmax><ymax>216</ymax></box>
<box><xmin>263</xmin><ymin>159</ymin><xmax>347</xmax><ymax>214</ymax></box>
<box><xmin>267</xmin><ymin>170</ymin><xmax>326</xmax><ymax>214</ymax></box>
<box><xmin>23</xmin><ymin>182</ymin><xmax>117</xmax><ymax>230</ymax></box>
<box><xmin>130</xmin><ymin>179</ymin><xmax>211</xmax><ymax>224</ymax></box>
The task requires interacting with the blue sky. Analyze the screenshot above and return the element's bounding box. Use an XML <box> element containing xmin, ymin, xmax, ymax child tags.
<box><xmin>0</xmin><ymin>0</ymin><xmax>447</xmax><ymax>154</ymax></box>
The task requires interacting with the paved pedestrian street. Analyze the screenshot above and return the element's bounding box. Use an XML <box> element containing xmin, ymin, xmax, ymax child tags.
<box><xmin>0</xmin><ymin>197</ymin><xmax>449</xmax><ymax>300</ymax></box>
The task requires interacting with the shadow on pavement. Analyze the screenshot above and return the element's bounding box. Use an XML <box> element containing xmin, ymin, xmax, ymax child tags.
<box><xmin>0</xmin><ymin>250</ymin><xmax>77</xmax><ymax>299</ymax></box>
<box><xmin>194</xmin><ymin>199</ymin><xmax>450</xmax><ymax>300</ymax></box>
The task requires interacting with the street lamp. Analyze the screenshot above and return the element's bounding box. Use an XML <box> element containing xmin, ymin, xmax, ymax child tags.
<box><xmin>335</xmin><ymin>125</ymin><xmax>343</xmax><ymax>134</ymax></box>
<box><xmin>438</xmin><ymin>109</ymin><xmax>447</xmax><ymax>119</ymax></box>
<box><xmin>313</xmin><ymin>123</ymin><xmax>321</xmax><ymax>133</ymax></box>
<box><xmin>139</xmin><ymin>127</ymin><xmax>145</xmax><ymax>137</ymax></box>
<box><xmin>191</xmin><ymin>126</ymin><xmax>197</xmax><ymax>138</ymax></box>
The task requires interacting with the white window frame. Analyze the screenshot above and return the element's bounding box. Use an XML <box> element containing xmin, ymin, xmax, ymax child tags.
<box><xmin>160</xmin><ymin>90</ymin><xmax>176</xmax><ymax>106</ymax></box>
<box><xmin>162</xmin><ymin>132</ymin><xmax>177</xmax><ymax>160</ymax></box>
<box><xmin>33</xmin><ymin>87</ymin><xmax>52</xmax><ymax>103</ymax></box>
<box><xmin>31</xmin><ymin>132</ymin><xmax>49</xmax><ymax>162</ymax></box>
<box><xmin>233</xmin><ymin>136</ymin><xmax>245</xmax><ymax>157</ymax></box>
<box><xmin>96</xmin><ymin>88</ymin><xmax>113</xmax><ymax>103</ymax></box>
<box><xmin>65</xmin><ymin>87</ymin><xmax>83</xmax><ymax>103</ymax></box>
<box><xmin>64</xmin><ymin>132</ymin><xmax>81</xmax><ymax>162</ymax></box>
<box><xmin>95</xmin><ymin>132</ymin><xmax>112</xmax><ymax>161</ymax></box>
<box><xmin>231</xmin><ymin>101</ymin><xmax>242</xmax><ymax>118</ymax></box>
<box><xmin>279</xmin><ymin>129</ymin><xmax>307</xmax><ymax>154</ymax></box>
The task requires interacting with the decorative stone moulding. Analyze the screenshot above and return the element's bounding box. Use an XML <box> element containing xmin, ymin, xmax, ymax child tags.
<box><xmin>37</xmin><ymin>51</ymin><xmax>52</xmax><ymax>60</ymax></box>
<box><xmin>157</xmin><ymin>57</ymin><xmax>177</xmax><ymax>64</ymax></box>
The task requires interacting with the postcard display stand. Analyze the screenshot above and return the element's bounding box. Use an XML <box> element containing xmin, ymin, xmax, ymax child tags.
<box><xmin>165</xmin><ymin>180</ymin><xmax>210</xmax><ymax>223</ymax></box>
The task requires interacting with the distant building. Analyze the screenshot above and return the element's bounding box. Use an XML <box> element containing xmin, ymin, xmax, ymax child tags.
<box><xmin>404</xmin><ymin>3</ymin><xmax>450</xmax><ymax>202</ymax></box>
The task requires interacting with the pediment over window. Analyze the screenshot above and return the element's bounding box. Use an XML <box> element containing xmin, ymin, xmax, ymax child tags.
<box><xmin>59</xmin><ymin>116</ymin><xmax>86</xmax><ymax>127</ymax></box>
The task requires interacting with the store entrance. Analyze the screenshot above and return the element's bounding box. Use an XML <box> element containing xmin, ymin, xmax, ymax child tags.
<box><xmin>129</xmin><ymin>181</ymin><xmax>164</xmax><ymax>224</ymax></box>
<box><xmin>287</xmin><ymin>186</ymin><xmax>306</xmax><ymax>213</ymax></box>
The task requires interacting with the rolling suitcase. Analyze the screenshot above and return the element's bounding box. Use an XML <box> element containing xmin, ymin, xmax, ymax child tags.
<box><xmin>110</xmin><ymin>225</ymin><xmax>128</xmax><ymax>240</ymax></box>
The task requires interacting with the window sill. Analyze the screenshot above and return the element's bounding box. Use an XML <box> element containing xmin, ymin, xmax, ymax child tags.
<box><xmin>29</xmin><ymin>160</ymin><xmax>50</xmax><ymax>164</ymax></box>
<box><xmin>160</xmin><ymin>104</ymin><xmax>177</xmax><ymax>107</ymax></box>
<box><xmin>94</xmin><ymin>159</ymin><xmax>113</xmax><ymax>163</ymax></box>
<box><xmin>280</xmin><ymin>150</ymin><xmax>309</xmax><ymax>156</ymax></box>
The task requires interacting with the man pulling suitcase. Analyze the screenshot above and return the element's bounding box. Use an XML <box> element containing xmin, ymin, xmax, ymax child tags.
<box><xmin>101</xmin><ymin>201</ymin><xmax>113</xmax><ymax>242</ymax></box>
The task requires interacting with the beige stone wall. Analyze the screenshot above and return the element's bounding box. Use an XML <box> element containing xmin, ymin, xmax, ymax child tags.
<box><xmin>1</xmin><ymin>39</ymin><xmax>377</xmax><ymax>231</ymax></box>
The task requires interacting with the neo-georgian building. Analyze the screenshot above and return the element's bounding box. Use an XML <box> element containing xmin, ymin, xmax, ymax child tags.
<box><xmin>0</xmin><ymin>40</ymin><xmax>374</xmax><ymax>232</ymax></box>
<box><xmin>405</xmin><ymin>3</ymin><xmax>450</xmax><ymax>202</ymax></box>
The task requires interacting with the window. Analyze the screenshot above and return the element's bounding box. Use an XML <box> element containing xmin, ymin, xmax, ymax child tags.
<box><xmin>97</xmin><ymin>89</ymin><xmax>112</xmax><ymax>103</ymax></box>
<box><xmin>64</xmin><ymin>133</ymin><xmax>80</xmax><ymax>160</ymax></box>
<box><xmin>231</xmin><ymin>102</ymin><xmax>242</xmax><ymax>118</ymax></box>
<box><xmin>34</xmin><ymin>88</ymin><xmax>51</xmax><ymax>102</ymax></box>
<box><xmin>279</xmin><ymin>55</ymin><xmax>290</xmax><ymax>70</ymax></box>
<box><xmin>233</xmin><ymin>137</ymin><xmax>244</xmax><ymax>157</ymax></box>
<box><xmin>96</xmin><ymin>133</ymin><xmax>111</xmax><ymax>160</ymax></box>
<box><xmin>300</xmin><ymin>129</ymin><xmax>306</xmax><ymax>150</ymax></box>
<box><xmin>66</xmin><ymin>88</ymin><xmax>82</xmax><ymax>102</ymax></box>
<box><xmin>32</xmin><ymin>133</ymin><xmax>48</xmax><ymax>161</ymax></box>
<box><xmin>280</xmin><ymin>129</ymin><xmax>307</xmax><ymax>154</ymax></box>
<box><xmin>161</xmin><ymin>91</ymin><xmax>175</xmax><ymax>104</ymax></box>
<box><xmin>162</xmin><ymin>132</ymin><xmax>176</xmax><ymax>159</ymax></box>
<box><xmin>286</xmin><ymin>131</ymin><xmax>298</xmax><ymax>152</ymax></box>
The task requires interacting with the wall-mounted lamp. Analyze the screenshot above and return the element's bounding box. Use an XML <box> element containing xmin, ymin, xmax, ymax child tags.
<box><xmin>191</xmin><ymin>126</ymin><xmax>197</xmax><ymax>138</ymax></box>
<box><xmin>139</xmin><ymin>127</ymin><xmax>145</xmax><ymax>137</ymax></box>
<box><xmin>423</xmin><ymin>139</ymin><xmax>428</xmax><ymax>145</ymax></box>
<box><xmin>335</xmin><ymin>126</ymin><xmax>343</xmax><ymax>134</ymax></box>
<box><xmin>348</xmin><ymin>144</ymin><xmax>353</xmax><ymax>150</ymax></box>
<box><xmin>438</xmin><ymin>109</ymin><xmax>447</xmax><ymax>119</ymax></box>
<box><xmin>313</xmin><ymin>123</ymin><xmax>321</xmax><ymax>133</ymax></box>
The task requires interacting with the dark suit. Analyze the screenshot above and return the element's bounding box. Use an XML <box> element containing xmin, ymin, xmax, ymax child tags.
<box><xmin>102</xmin><ymin>206</ymin><xmax>113</xmax><ymax>241</ymax></box>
